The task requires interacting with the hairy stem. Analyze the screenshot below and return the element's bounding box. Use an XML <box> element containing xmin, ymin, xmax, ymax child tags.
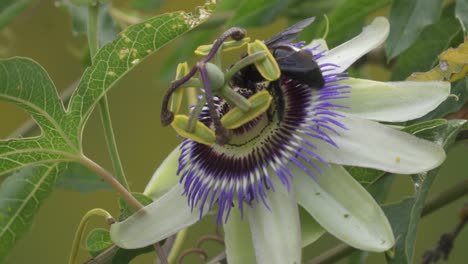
<box><xmin>306</xmin><ymin>178</ymin><xmax>468</xmax><ymax>264</ymax></box>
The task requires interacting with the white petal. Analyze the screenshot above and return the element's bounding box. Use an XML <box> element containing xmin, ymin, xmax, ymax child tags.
<box><xmin>317</xmin><ymin>17</ymin><xmax>389</xmax><ymax>75</ymax></box>
<box><xmin>247</xmin><ymin>178</ymin><xmax>302</xmax><ymax>264</ymax></box>
<box><xmin>223</xmin><ymin>208</ymin><xmax>257</xmax><ymax>264</ymax></box>
<box><xmin>110</xmin><ymin>184</ymin><xmax>203</xmax><ymax>249</ymax></box>
<box><xmin>308</xmin><ymin>113</ymin><xmax>446</xmax><ymax>174</ymax></box>
<box><xmin>293</xmin><ymin>164</ymin><xmax>394</xmax><ymax>252</ymax></box>
<box><xmin>143</xmin><ymin>146</ymin><xmax>181</xmax><ymax>199</ymax></box>
<box><xmin>334</xmin><ymin>78</ymin><xmax>450</xmax><ymax>122</ymax></box>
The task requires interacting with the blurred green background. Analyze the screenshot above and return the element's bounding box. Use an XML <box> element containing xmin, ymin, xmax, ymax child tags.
<box><xmin>0</xmin><ymin>1</ymin><xmax>467</xmax><ymax>263</ymax></box>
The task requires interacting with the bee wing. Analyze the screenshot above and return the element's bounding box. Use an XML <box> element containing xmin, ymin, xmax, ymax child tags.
<box><xmin>264</xmin><ymin>17</ymin><xmax>316</xmax><ymax>48</ymax></box>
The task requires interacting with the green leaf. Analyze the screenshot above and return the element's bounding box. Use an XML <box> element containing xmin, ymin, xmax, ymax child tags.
<box><xmin>118</xmin><ymin>193</ymin><xmax>152</xmax><ymax>221</ymax></box>
<box><xmin>225</xmin><ymin>0</ymin><xmax>290</xmax><ymax>27</ymax></box>
<box><xmin>386</xmin><ymin>0</ymin><xmax>443</xmax><ymax>60</ymax></box>
<box><xmin>56</xmin><ymin>162</ymin><xmax>111</xmax><ymax>193</ymax></box>
<box><xmin>86</xmin><ymin>228</ymin><xmax>114</xmax><ymax>257</ymax></box>
<box><xmin>391</xmin><ymin>17</ymin><xmax>461</xmax><ymax>81</ymax></box>
<box><xmin>0</xmin><ymin>6</ymin><xmax>203</xmax><ymax>206</ymax></box>
<box><xmin>56</xmin><ymin>0</ymin><xmax>121</xmax><ymax>45</ymax></box>
<box><xmin>0</xmin><ymin>7</ymin><xmax>212</xmax><ymax>261</ymax></box>
<box><xmin>346</xmin><ymin>166</ymin><xmax>385</xmax><ymax>186</ymax></box>
<box><xmin>85</xmin><ymin>228</ymin><xmax>154</xmax><ymax>263</ymax></box>
<box><xmin>0</xmin><ymin>57</ymin><xmax>80</xmax><ymax>262</ymax></box>
<box><xmin>0</xmin><ymin>0</ymin><xmax>33</xmax><ymax>30</ymax></box>
<box><xmin>131</xmin><ymin>0</ymin><xmax>167</xmax><ymax>11</ymax></box>
<box><xmin>402</xmin><ymin>119</ymin><xmax>448</xmax><ymax>134</ymax></box>
<box><xmin>303</xmin><ymin>0</ymin><xmax>392</xmax><ymax>48</ymax></box>
<box><xmin>384</xmin><ymin>119</ymin><xmax>467</xmax><ymax>264</ymax></box>
<box><xmin>0</xmin><ymin>163</ymin><xmax>65</xmax><ymax>263</ymax></box>
<box><xmin>0</xmin><ymin>58</ymin><xmax>80</xmax><ymax>176</ymax></box>
<box><xmin>66</xmin><ymin>10</ymin><xmax>212</xmax><ymax>133</ymax></box>
<box><xmin>456</xmin><ymin>0</ymin><xmax>468</xmax><ymax>34</ymax></box>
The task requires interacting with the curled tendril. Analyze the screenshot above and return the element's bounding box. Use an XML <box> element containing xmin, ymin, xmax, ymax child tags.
<box><xmin>176</xmin><ymin>235</ymin><xmax>226</xmax><ymax>264</ymax></box>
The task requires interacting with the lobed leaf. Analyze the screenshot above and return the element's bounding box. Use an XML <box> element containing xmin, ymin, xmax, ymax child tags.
<box><xmin>0</xmin><ymin>58</ymin><xmax>79</xmax><ymax>177</ymax></box>
<box><xmin>0</xmin><ymin>163</ymin><xmax>65</xmax><ymax>263</ymax></box>
<box><xmin>0</xmin><ymin>6</ymin><xmax>213</xmax><ymax>261</ymax></box>
<box><xmin>65</xmin><ymin>9</ymin><xmax>213</xmax><ymax>139</ymax></box>
<box><xmin>386</xmin><ymin>0</ymin><xmax>443</xmax><ymax>60</ymax></box>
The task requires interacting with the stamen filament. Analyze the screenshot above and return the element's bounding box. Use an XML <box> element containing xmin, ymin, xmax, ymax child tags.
<box><xmin>220</xmin><ymin>85</ymin><xmax>252</xmax><ymax>112</ymax></box>
<box><xmin>224</xmin><ymin>51</ymin><xmax>268</xmax><ymax>82</ymax></box>
<box><xmin>187</xmin><ymin>96</ymin><xmax>207</xmax><ymax>132</ymax></box>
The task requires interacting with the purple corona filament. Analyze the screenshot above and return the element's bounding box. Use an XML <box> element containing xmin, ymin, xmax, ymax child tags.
<box><xmin>177</xmin><ymin>48</ymin><xmax>350</xmax><ymax>224</ymax></box>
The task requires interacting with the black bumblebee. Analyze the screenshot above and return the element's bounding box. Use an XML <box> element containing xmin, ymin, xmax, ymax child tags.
<box><xmin>231</xmin><ymin>17</ymin><xmax>325</xmax><ymax>91</ymax></box>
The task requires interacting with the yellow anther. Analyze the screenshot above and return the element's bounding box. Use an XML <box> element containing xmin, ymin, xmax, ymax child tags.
<box><xmin>171</xmin><ymin>115</ymin><xmax>216</xmax><ymax>145</ymax></box>
<box><xmin>195</xmin><ymin>37</ymin><xmax>251</xmax><ymax>56</ymax></box>
<box><xmin>221</xmin><ymin>90</ymin><xmax>273</xmax><ymax>129</ymax></box>
<box><xmin>169</xmin><ymin>63</ymin><xmax>190</xmax><ymax>113</ymax></box>
<box><xmin>247</xmin><ymin>40</ymin><xmax>280</xmax><ymax>81</ymax></box>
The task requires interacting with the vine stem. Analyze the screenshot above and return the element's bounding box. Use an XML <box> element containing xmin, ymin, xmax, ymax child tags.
<box><xmin>77</xmin><ymin>156</ymin><xmax>169</xmax><ymax>264</ymax></box>
<box><xmin>88</xmin><ymin>3</ymin><xmax>129</xmax><ymax>190</ymax></box>
<box><xmin>86</xmin><ymin>5</ymin><xmax>168</xmax><ymax>264</ymax></box>
<box><xmin>79</xmin><ymin>156</ymin><xmax>142</xmax><ymax>210</ymax></box>
<box><xmin>306</xmin><ymin>178</ymin><xmax>468</xmax><ymax>264</ymax></box>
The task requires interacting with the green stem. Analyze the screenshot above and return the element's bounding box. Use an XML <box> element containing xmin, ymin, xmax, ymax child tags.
<box><xmin>306</xmin><ymin>178</ymin><xmax>468</xmax><ymax>264</ymax></box>
<box><xmin>220</xmin><ymin>85</ymin><xmax>251</xmax><ymax>112</ymax></box>
<box><xmin>88</xmin><ymin>3</ymin><xmax>129</xmax><ymax>190</ymax></box>
<box><xmin>87</xmin><ymin>4</ymin><xmax>99</xmax><ymax>62</ymax></box>
<box><xmin>223</xmin><ymin>51</ymin><xmax>267</xmax><ymax>82</ymax></box>
<box><xmin>187</xmin><ymin>96</ymin><xmax>207</xmax><ymax>132</ymax></box>
<box><xmin>98</xmin><ymin>96</ymin><xmax>129</xmax><ymax>189</ymax></box>
<box><xmin>79</xmin><ymin>156</ymin><xmax>142</xmax><ymax>210</ymax></box>
<box><xmin>87</xmin><ymin>4</ymin><xmax>167</xmax><ymax>264</ymax></box>
<box><xmin>68</xmin><ymin>208</ymin><xmax>113</xmax><ymax>264</ymax></box>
